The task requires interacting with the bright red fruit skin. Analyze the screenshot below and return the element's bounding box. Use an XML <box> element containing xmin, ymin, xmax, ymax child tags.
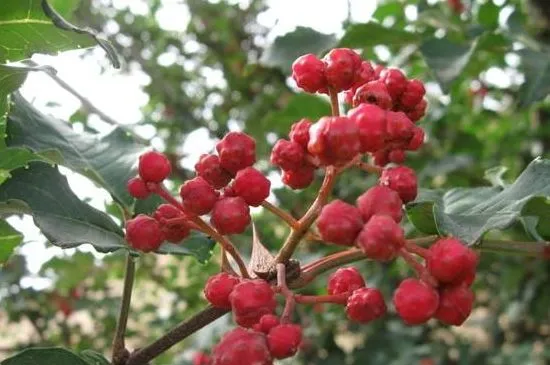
<box><xmin>125</xmin><ymin>214</ymin><xmax>165</xmax><ymax>252</ymax></box>
<box><xmin>281</xmin><ymin>165</ymin><xmax>315</xmax><ymax>189</ymax></box>
<box><xmin>210</xmin><ymin>197</ymin><xmax>251</xmax><ymax>235</ymax></box>
<box><xmin>407</xmin><ymin>127</ymin><xmax>425</xmax><ymax>151</ymax></box>
<box><xmin>195</xmin><ymin>154</ymin><xmax>232</xmax><ymax>189</ymax></box>
<box><xmin>292</xmin><ymin>54</ymin><xmax>327</xmax><ymax>93</ymax></box>
<box><xmin>233</xmin><ymin>167</ymin><xmax>271</xmax><ymax>207</ymax></box>
<box><xmin>323</xmin><ymin>48</ymin><xmax>361</xmax><ymax>91</ymax></box>
<box><xmin>356</xmin><ymin>215</ymin><xmax>405</xmax><ymax>261</ymax></box>
<box><xmin>407</xmin><ymin>99</ymin><xmax>427</xmax><ymax>122</ymax></box>
<box><xmin>127</xmin><ymin>176</ymin><xmax>151</xmax><ymax>199</ymax></box>
<box><xmin>193</xmin><ymin>352</ymin><xmax>211</xmax><ymax>365</ymax></box>
<box><xmin>138</xmin><ymin>151</ymin><xmax>171</xmax><ymax>183</ymax></box>
<box><xmin>427</xmin><ymin>238</ymin><xmax>477</xmax><ymax>284</ymax></box>
<box><xmin>352</xmin><ymin>80</ymin><xmax>393</xmax><ymax>109</ymax></box>
<box><xmin>270</xmin><ymin>139</ymin><xmax>305</xmax><ymax>170</ymax></box>
<box><xmin>435</xmin><ymin>284</ymin><xmax>474</xmax><ymax>326</ymax></box>
<box><xmin>267</xmin><ymin>324</ymin><xmax>302</xmax><ymax>359</ymax></box>
<box><xmin>386</xmin><ymin>111</ymin><xmax>415</xmax><ymax>142</ymax></box>
<box><xmin>346</xmin><ymin>287</ymin><xmax>387</xmax><ymax>323</ymax></box>
<box><xmin>380</xmin><ymin>166</ymin><xmax>418</xmax><ymax>203</ymax></box>
<box><xmin>211</xmin><ymin>328</ymin><xmax>272</xmax><ymax>365</ymax></box>
<box><xmin>356</xmin><ymin>185</ymin><xmax>403</xmax><ymax>223</ymax></box>
<box><xmin>400</xmin><ymin>79</ymin><xmax>426</xmax><ymax>109</ymax></box>
<box><xmin>289</xmin><ymin>118</ymin><xmax>312</xmax><ymax>149</ymax></box>
<box><xmin>327</xmin><ymin>267</ymin><xmax>365</xmax><ymax>295</ymax></box>
<box><xmin>308</xmin><ymin>116</ymin><xmax>360</xmax><ymax>166</ymax></box>
<box><xmin>229</xmin><ymin>280</ymin><xmax>277</xmax><ymax>328</ymax></box>
<box><xmin>347</xmin><ymin>103</ymin><xmax>387</xmax><ymax>153</ymax></box>
<box><xmin>180</xmin><ymin>177</ymin><xmax>219</xmax><ymax>215</ymax></box>
<box><xmin>393</xmin><ymin>278</ymin><xmax>439</xmax><ymax>325</ymax></box>
<box><xmin>317</xmin><ymin>200</ymin><xmax>364</xmax><ymax>246</ymax></box>
<box><xmin>380</xmin><ymin>68</ymin><xmax>408</xmax><ymax>100</ymax></box>
<box><xmin>204</xmin><ymin>272</ymin><xmax>241</xmax><ymax>309</ymax></box>
<box><xmin>388</xmin><ymin>149</ymin><xmax>406</xmax><ymax>164</ymax></box>
<box><xmin>216</xmin><ymin>132</ymin><xmax>256</xmax><ymax>174</ymax></box>
<box><xmin>154</xmin><ymin>204</ymin><xmax>190</xmax><ymax>243</ymax></box>
<box><xmin>254</xmin><ymin>314</ymin><xmax>280</xmax><ymax>334</ymax></box>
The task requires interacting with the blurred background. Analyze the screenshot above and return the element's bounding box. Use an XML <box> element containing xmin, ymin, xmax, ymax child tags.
<box><xmin>1</xmin><ymin>0</ymin><xmax>550</xmax><ymax>364</ymax></box>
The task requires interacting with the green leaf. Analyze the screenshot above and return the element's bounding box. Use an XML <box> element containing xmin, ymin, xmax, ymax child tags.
<box><xmin>156</xmin><ymin>232</ymin><xmax>215</xmax><ymax>264</ymax></box>
<box><xmin>477</xmin><ymin>1</ymin><xmax>500</xmax><ymax>30</ymax></box>
<box><xmin>7</xmin><ymin>94</ymin><xmax>146</xmax><ymax>210</ymax></box>
<box><xmin>0</xmin><ymin>0</ymin><xmax>94</xmax><ymax>63</ymax></box>
<box><xmin>0</xmin><ymin>219</ymin><xmax>22</xmax><ymax>265</ymax></box>
<box><xmin>406</xmin><ymin>189</ymin><xmax>442</xmax><ymax>235</ymax></box>
<box><xmin>0</xmin><ymin>147</ymin><xmax>63</xmax><ymax>184</ymax></box>
<box><xmin>1</xmin><ymin>347</ymin><xmax>89</xmax><ymax>365</ymax></box>
<box><xmin>340</xmin><ymin>23</ymin><xmax>420</xmax><ymax>48</ymax></box>
<box><xmin>408</xmin><ymin>158</ymin><xmax>550</xmax><ymax>244</ymax></box>
<box><xmin>517</xmin><ymin>49</ymin><xmax>550</xmax><ymax>107</ymax></box>
<box><xmin>0</xmin><ymin>162</ymin><xmax>127</xmax><ymax>253</ymax></box>
<box><xmin>420</xmin><ymin>37</ymin><xmax>478</xmax><ymax>93</ymax></box>
<box><xmin>261</xmin><ymin>27</ymin><xmax>337</xmax><ymax>72</ymax></box>
<box><xmin>79</xmin><ymin>350</ymin><xmax>110</xmax><ymax>365</ymax></box>
<box><xmin>48</xmin><ymin>0</ymin><xmax>82</xmax><ymax>18</ymax></box>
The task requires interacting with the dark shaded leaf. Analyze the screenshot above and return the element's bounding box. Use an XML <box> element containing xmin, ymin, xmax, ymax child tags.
<box><xmin>340</xmin><ymin>22</ymin><xmax>420</xmax><ymax>48</ymax></box>
<box><xmin>79</xmin><ymin>350</ymin><xmax>111</xmax><ymax>365</ymax></box>
<box><xmin>1</xmin><ymin>347</ymin><xmax>89</xmax><ymax>365</ymax></box>
<box><xmin>261</xmin><ymin>27</ymin><xmax>337</xmax><ymax>72</ymax></box>
<box><xmin>0</xmin><ymin>147</ymin><xmax>63</xmax><ymax>184</ymax></box>
<box><xmin>517</xmin><ymin>49</ymin><xmax>550</xmax><ymax>106</ymax></box>
<box><xmin>156</xmin><ymin>232</ymin><xmax>216</xmax><ymax>264</ymax></box>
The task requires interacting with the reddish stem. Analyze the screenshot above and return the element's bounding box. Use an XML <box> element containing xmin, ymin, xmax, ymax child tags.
<box><xmin>398</xmin><ymin>248</ymin><xmax>438</xmax><ymax>287</ymax></box>
<box><xmin>295</xmin><ymin>293</ymin><xmax>349</xmax><ymax>305</ymax></box>
<box><xmin>277</xmin><ymin>263</ymin><xmax>295</xmax><ymax>323</ymax></box>
<box><xmin>356</xmin><ymin>161</ymin><xmax>382</xmax><ymax>174</ymax></box>
<box><xmin>405</xmin><ymin>241</ymin><xmax>431</xmax><ymax>259</ymax></box>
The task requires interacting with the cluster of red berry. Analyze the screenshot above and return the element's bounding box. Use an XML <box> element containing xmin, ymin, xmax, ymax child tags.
<box><xmin>125</xmin><ymin>131</ymin><xmax>271</xmax><ymax>252</ymax></box>
<box><xmin>122</xmin><ymin>46</ymin><xmax>480</xmax><ymax>365</ymax></box>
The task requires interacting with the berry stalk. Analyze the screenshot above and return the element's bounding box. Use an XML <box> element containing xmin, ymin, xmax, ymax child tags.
<box><xmin>112</xmin><ymin>254</ymin><xmax>135</xmax><ymax>365</ymax></box>
<box><xmin>295</xmin><ymin>293</ymin><xmax>349</xmax><ymax>305</ymax></box>
<box><xmin>276</xmin><ymin>263</ymin><xmax>296</xmax><ymax>323</ymax></box>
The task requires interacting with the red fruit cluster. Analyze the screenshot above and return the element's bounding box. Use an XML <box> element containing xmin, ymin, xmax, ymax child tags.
<box><xmin>193</xmin><ymin>352</ymin><xmax>211</xmax><ymax>365</ymax></box>
<box><xmin>326</xmin><ymin>266</ymin><xmax>387</xmax><ymax>324</ymax></box>
<box><xmin>393</xmin><ymin>238</ymin><xmax>478</xmax><ymax>326</ymax></box>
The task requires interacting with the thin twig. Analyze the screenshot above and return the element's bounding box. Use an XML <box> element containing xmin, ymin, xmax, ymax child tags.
<box><xmin>277</xmin><ymin>263</ymin><xmax>295</xmax><ymax>323</ymax></box>
<box><xmin>112</xmin><ymin>254</ymin><xmax>136</xmax><ymax>365</ymax></box>
<box><xmin>261</xmin><ymin>200</ymin><xmax>299</xmax><ymax>229</ymax></box>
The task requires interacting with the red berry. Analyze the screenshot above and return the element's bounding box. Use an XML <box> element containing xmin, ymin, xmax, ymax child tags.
<box><xmin>327</xmin><ymin>267</ymin><xmax>365</xmax><ymax>296</ymax></box>
<box><xmin>323</xmin><ymin>48</ymin><xmax>361</xmax><ymax>91</ymax></box>
<box><xmin>400</xmin><ymin>79</ymin><xmax>426</xmax><ymax>110</ymax></box>
<box><xmin>356</xmin><ymin>185</ymin><xmax>403</xmax><ymax>223</ymax></box>
<box><xmin>346</xmin><ymin>287</ymin><xmax>387</xmax><ymax>323</ymax></box>
<box><xmin>281</xmin><ymin>166</ymin><xmax>315</xmax><ymax>189</ymax></box>
<box><xmin>380</xmin><ymin>166</ymin><xmax>418</xmax><ymax>203</ymax></box>
<box><xmin>352</xmin><ymin>61</ymin><xmax>375</xmax><ymax>88</ymax></box>
<box><xmin>125</xmin><ymin>214</ymin><xmax>165</xmax><ymax>252</ymax></box>
<box><xmin>154</xmin><ymin>204</ymin><xmax>190</xmax><ymax>243</ymax></box>
<box><xmin>380</xmin><ymin>68</ymin><xmax>408</xmax><ymax>100</ymax></box>
<box><xmin>393</xmin><ymin>278</ymin><xmax>439</xmax><ymax>325</ymax></box>
<box><xmin>407</xmin><ymin>99</ymin><xmax>427</xmax><ymax>122</ymax></box>
<box><xmin>308</xmin><ymin>116</ymin><xmax>360</xmax><ymax>166</ymax></box>
<box><xmin>435</xmin><ymin>284</ymin><xmax>474</xmax><ymax>326</ymax></box>
<box><xmin>233</xmin><ymin>167</ymin><xmax>271</xmax><ymax>207</ymax></box>
<box><xmin>447</xmin><ymin>0</ymin><xmax>465</xmax><ymax>14</ymax></box>
<box><xmin>292</xmin><ymin>54</ymin><xmax>327</xmax><ymax>93</ymax></box>
<box><xmin>461</xmin><ymin>250</ymin><xmax>479</xmax><ymax>286</ymax></box>
<box><xmin>373</xmin><ymin>64</ymin><xmax>385</xmax><ymax>78</ymax></box>
<box><xmin>407</xmin><ymin>127</ymin><xmax>425</xmax><ymax>151</ymax></box>
<box><xmin>127</xmin><ymin>176</ymin><xmax>151</xmax><ymax>199</ymax></box>
<box><xmin>180</xmin><ymin>177</ymin><xmax>219</xmax><ymax>215</ymax></box>
<box><xmin>270</xmin><ymin>139</ymin><xmax>305</xmax><ymax>171</ymax></box>
<box><xmin>317</xmin><ymin>200</ymin><xmax>363</xmax><ymax>246</ymax></box>
<box><xmin>356</xmin><ymin>215</ymin><xmax>405</xmax><ymax>261</ymax></box>
<box><xmin>253</xmin><ymin>314</ymin><xmax>280</xmax><ymax>334</ymax></box>
<box><xmin>267</xmin><ymin>324</ymin><xmax>302</xmax><ymax>359</ymax></box>
<box><xmin>353</xmin><ymin>80</ymin><xmax>393</xmax><ymax>109</ymax></box>
<box><xmin>195</xmin><ymin>154</ymin><xmax>232</xmax><ymax>189</ymax></box>
<box><xmin>204</xmin><ymin>272</ymin><xmax>241</xmax><ymax>309</ymax></box>
<box><xmin>289</xmin><ymin>119</ymin><xmax>312</xmax><ymax>149</ymax></box>
<box><xmin>193</xmin><ymin>352</ymin><xmax>211</xmax><ymax>365</ymax></box>
<box><xmin>229</xmin><ymin>279</ymin><xmax>277</xmax><ymax>328</ymax></box>
<box><xmin>386</xmin><ymin>111</ymin><xmax>415</xmax><ymax>142</ymax></box>
<box><xmin>211</xmin><ymin>328</ymin><xmax>272</xmax><ymax>365</ymax></box>
<box><xmin>426</xmin><ymin>238</ymin><xmax>477</xmax><ymax>284</ymax></box>
<box><xmin>347</xmin><ymin>103</ymin><xmax>387</xmax><ymax>153</ymax></box>
<box><xmin>210</xmin><ymin>197</ymin><xmax>251</xmax><ymax>235</ymax></box>
<box><xmin>138</xmin><ymin>151</ymin><xmax>171</xmax><ymax>183</ymax></box>
<box><xmin>216</xmin><ymin>132</ymin><xmax>256</xmax><ymax>175</ymax></box>
<box><xmin>373</xmin><ymin>149</ymin><xmax>389</xmax><ymax>167</ymax></box>
<box><xmin>388</xmin><ymin>149</ymin><xmax>406</xmax><ymax>164</ymax></box>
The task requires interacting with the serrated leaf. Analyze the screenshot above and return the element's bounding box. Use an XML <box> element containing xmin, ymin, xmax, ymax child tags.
<box><xmin>420</xmin><ymin>37</ymin><xmax>478</xmax><ymax>93</ymax></box>
<box><xmin>0</xmin><ymin>162</ymin><xmax>127</xmax><ymax>253</ymax></box>
<box><xmin>0</xmin><ymin>0</ymin><xmax>94</xmax><ymax>63</ymax></box>
<box><xmin>1</xmin><ymin>347</ymin><xmax>89</xmax><ymax>365</ymax></box>
<box><xmin>0</xmin><ymin>219</ymin><xmax>22</xmax><ymax>265</ymax></box>
<box><xmin>339</xmin><ymin>22</ymin><xmax>420</xmax><ymax>48</ymax></box>
<box><xmin>7</xmin><ymin>94</ymin><xmax>146</xmax><ymax>210</ymax></box>
<box><xmin>407</xmin><ymin>158</ymin><xmax>550</xmax><ymax>244</ymax></box>
<box><xmin>484</xmin><ymin>166</ymin><xmax>508</xmax><ymax>188</ymax></box>
<box><xmin>517</xmin><ymin>49</ymin><xmax>550</xmax><ymax>106</ymax></box>
<box><xmin>261</xmin><ymin>26</ymin><xmax>337</xmax><ymax>72</ymax></box>
<box><xmin>79</xmin><ymin>350</ymin><xmax>110</xmax><ymax>365</ymax></box>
